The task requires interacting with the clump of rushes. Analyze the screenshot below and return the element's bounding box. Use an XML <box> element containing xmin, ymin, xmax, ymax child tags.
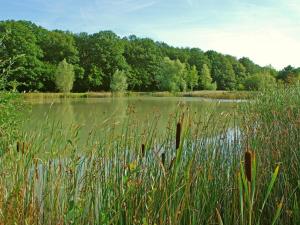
<box><xmin>1</xmin><ymin>87</ymin><xmax>299</xmax><ymax>224</ymax></box>
<box><xmin>239</xmin><ymin>149</ymin><xmax>282</xmax><ymax>225</ymax></box>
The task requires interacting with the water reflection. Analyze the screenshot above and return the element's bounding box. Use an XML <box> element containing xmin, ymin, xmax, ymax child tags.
<box><xmin>23</xmin><ymin>97</ymin><xmax>239</xmax><ymax>142</ymax></box>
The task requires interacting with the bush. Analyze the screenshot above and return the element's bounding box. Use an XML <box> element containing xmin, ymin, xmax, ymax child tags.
<box><xmin>244</xmin><ymin>72</ymin><xmax>276</xmax><ymax>91</ymax></box>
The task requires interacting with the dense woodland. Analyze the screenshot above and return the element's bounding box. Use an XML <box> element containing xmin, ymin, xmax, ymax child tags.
<box><xmin>0</xmin><ymin>20</ymin><xmax>299</xmax><ymax>93</ymax></box>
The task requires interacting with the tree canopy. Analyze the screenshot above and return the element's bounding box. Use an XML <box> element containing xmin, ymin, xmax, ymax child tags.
<box><xmin>0</xmin><ymin>20</ymin><xmax>296</xmax><ymax>93</ymax></box>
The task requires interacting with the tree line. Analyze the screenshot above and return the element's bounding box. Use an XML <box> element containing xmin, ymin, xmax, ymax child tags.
<box><xmin>0</xmin><ymin>20</ymin><xmax>299</xmax><ymax>93</ymax></box>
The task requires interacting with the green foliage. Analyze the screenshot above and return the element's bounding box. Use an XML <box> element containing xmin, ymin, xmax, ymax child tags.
<box><xmin>239</xmin><ymin>57</ymin><xmax>260</xmax><ymax>76</ymax></box>
<box><xmin>1</xmin><ymin>87</ymin><xmax>300</xmax><ymax>224</ymax></box>
<box><xmin>1</xmin><ymin>20</ymin><xmax>299</xmax><ymax>92</ymax></box>
<box><xmin>185</xmin><ymin>65</ymin><xmax>198</xmax><ymax>91</ymax></box>
<box><xmin>244</xmin><ymin>72</ymin><xmax>276</xmax><ymax>91</ymax></box>
<box><xmin>124</xmin><ymin>37</ymin><xmax>163</xmax><ymax>91</ymax></box>
<box><xmin>198</xmin><ymin>64</ymin><xmax>217</xmax><ymax>90</ymax></box>
<box><xmin>0</xmin><ymin>92</ymin><xmax>22</xmax><ymax>154</ymax></box>
<box><xmin>156</xmin><ymin>57</ymin><xmax>187</xmax><ymax>92</ymax></box>
<box><xmin>0</xmin><ymin>20</ymin><xmax>45</xmax><ymax>91</ymax></box>
<box><xmin>110</xmin><ymin>69</ymin><xmax>128</xmax><ymax>92</ymax></box>
<box><xmin>55</xmin><ymin>59</ymin><xmax>75</xmax><ymax>93</ymax></box>
<box><xmin>75</xmin><ymin>31</ymin><xmax>128</xmax><ymax>91</ymax></box>
<box><xmin>206</xmin><ymin>50</ymin><xmax>237</xmax><ymax>90</ymax></box>
<box><xmin>277</xmin><ymin>65</ymin><xmax>300</xmax><ymax>85</ymax></box>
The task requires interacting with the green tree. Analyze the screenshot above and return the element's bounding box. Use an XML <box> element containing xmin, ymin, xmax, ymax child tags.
<box><xmin>186</xmin><ymin>65</ymin><xmax>198</xmax><ymax>91</ymax></box>
<box><xmin>86</xmin><ymin>65</ymin><xmax>103</xmax><ymax>91</ymax></box>
<box><xmin>55</xmin><ymin>59</ymin><xmax>75</xmax><ymax>93</ymax></box>
<box><xmin>239</xmin><ymin>57</ymin><xmax>260</xmax><ymax>76</ymax></box>
<box><xmin>226</xmin><ymin>55</ymin><xmax>247</xmax><ymax>89</ymax></box>
<box><xmin>278</xmin><ymin>65</ymin><xmax>300</xmax><ymax>85</ymax></box>
<box><xmin>156</xmin><ymin>57</ymin><xmax>187</xmax><ymax>92</ymax></box>
<box><xmin>110</xmin><ymin>70</ymin><xmax>128</xmax><ymax>92</ymax></box>
<box><xmin>244</xmin><ymin>72</ymin><xmax>276</xmax><ymax>91</ymax></box>
<box><xmin>0</xmin><ymin>20</ymin><xmax>44</xmax><ymax>91</ymax></box>
<box><xmin>206</xmin><ymin>51</ymin><xmax>236</xmax><ymax>90</ymax></box>
<box><xmin>124</xmin><ymin>37</ymin><xmax>163</xmax><ymax>91</ymax></box>
<box><xmin>198</xmin><ymin>64</ymin><xmax>217</xmax><ymax>90</ymax></box>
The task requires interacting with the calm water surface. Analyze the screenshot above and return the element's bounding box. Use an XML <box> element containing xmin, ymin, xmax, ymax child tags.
<box><xmin>23</xmin><ymin>97</ymin><xmax>238</xmax><ymax>140</ymax></box>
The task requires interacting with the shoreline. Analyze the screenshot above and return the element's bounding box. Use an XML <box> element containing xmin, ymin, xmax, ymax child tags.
<box><xmin>22</xmin><ymin>90</ymin><xmax>254</xmax><ymax>100</ymax></box>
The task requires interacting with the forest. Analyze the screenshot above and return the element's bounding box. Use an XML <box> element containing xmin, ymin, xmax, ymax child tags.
<box><xmin>0</xmin><ymin>20</ymin><xmax>299</xmax><ymax>93</ymax></box>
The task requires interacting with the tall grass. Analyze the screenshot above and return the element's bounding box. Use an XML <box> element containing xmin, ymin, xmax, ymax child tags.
<box><xmin>0</xmin><ymin>92</ymin><xmax>23</xmax><ymax>155</ymax></box>
<box><xmin>0</xmin><ymin>86</ymin><xmax>299</xmax><ymax>224</ymax></box>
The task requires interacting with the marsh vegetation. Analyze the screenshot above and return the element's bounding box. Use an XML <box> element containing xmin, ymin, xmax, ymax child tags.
<box><xmin>0</xmin><ymin>86</ymin><xmax>299</xmax><ymax>224</ymax></box>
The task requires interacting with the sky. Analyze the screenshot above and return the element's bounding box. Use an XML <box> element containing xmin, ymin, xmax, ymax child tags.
<box><xmin>0</xmin><ymin>0</ymin><xmax>299</xmax><ymax>69</ymax></box>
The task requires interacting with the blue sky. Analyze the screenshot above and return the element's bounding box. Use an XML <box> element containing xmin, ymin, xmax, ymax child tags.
<box><xmin>0</xmin><ymin>0</ymin><xmax>299</xmax><ymax>69</ymax></box>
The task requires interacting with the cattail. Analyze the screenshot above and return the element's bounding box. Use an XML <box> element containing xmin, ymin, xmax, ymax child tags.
<box><xmin>141</xmin><ymin>144</ymin><xmax>145</xmax><ymax>157</ymax></box>
<box><xmin>161</xmin><ymin>152</ymin><xmax>166</xmax><ymax>166</ymax></box>
<box><xmin>34</xmin><ymin>159</ymin><xmax>39</xmax><ymax>180</ymax></box>
<box><xmin>244</xmin><ymin>150</ymin><xmax>252</xmax><ymax>182</ymax></box>
<box><xmin>176</xmin><ymin>122</ymin><xmax>182</xmax><ymax>149</ymax></box>
<box><xmin>16</xmin><ymin>141</ymin><xmax>20</xmax><ymax>152</ymax></box>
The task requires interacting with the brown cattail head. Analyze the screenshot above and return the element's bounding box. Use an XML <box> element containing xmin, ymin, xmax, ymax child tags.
<box><xmin>176</xmin><ymin>122</ymin><xmax>182</xmax><ymax>149</ymax></box>
<box><xmin>161</xmin><ymin>152</ymin><xmax>166</xmax><ymax>166</ymax></box>
<box><xmin>141</xmin><ymin>144</ymin><xmax>145</xmax><ymax>157</ymax></box>
<box><xmin>34</xmin><ymin>159</ymin><xmax>39</xmax><ymax>180</ymax></box>
<box><xmin>17</xmin><ymin>141</ymin><xmax>20</xmax><ymax>152</ymax></box>
<box><xmin>244</xmin><ymin>150</ymin><xmax>252</xmax><ymax>182</ymax></box>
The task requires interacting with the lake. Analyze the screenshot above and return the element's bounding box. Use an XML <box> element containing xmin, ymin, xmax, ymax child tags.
<box><xmin>23</xmin><ymin>97</ymin><xmax>239</xmax><ymax>146</ymax></box>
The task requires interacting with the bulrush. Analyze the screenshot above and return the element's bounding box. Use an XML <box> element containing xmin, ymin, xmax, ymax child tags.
<box><xmin>34</xmin><ymin>159</ymin><xmax>39</xmax><ymax>180</ymax></box>
<box><xmin>244</xmin><ymin>150</ymin><xmax>252</xmax><ymax>182</ymax></box>
<box><xmin>161</xmin><ymin>152</ymin><xmax>166</xmax><ymax>166</ymax></box>
<box><xmin>141</xmin><ymin>144</ymin><xmax>145</xmax><ymax>157</ymax></box>
<box><xmin>16</xmin><ymin>141</ymin><xmax>20</xmax><ymax>152</ymax></box>
<box><xmin>176</xmin><ymin>122</ymin><xmax>182</xmax><ymax>149</ymax></box>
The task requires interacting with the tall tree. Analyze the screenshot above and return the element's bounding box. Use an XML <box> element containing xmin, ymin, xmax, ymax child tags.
<box><xmin>55</xmin><ymin>59</ymin><xmax>75</xmax><ymax>93</ymax></box>
<box><xmin>124</xmin><ymin>37</ymin><xmax>163</xmax><ymax>91</ymax></box>
<box><xmin>0</xmin><ymin>20</ymin><xmax>44</xmax><ymax>91</ymax></box>
<box><xmin>110</xmin><ymin>70</ymin><xmax>128</xmax><ymax>92</ymax></box>
<box><xmin>239</xmin><ymin>57</ymin><xmax>260</xmax><ymax>76</ymax></box>
<box><xmin>186</xmin><ymin>65</ymin><xmax>198</xmax><ymax>91</ymax></box>
<box><xmin>206</xmin><ymin>51</ymin><xmax>236</xmax><ymax>90</ymax></box>
<box><xmin>156</xmin><ymin>57</ymin><xmax>187</xmax><ymax>92</ymax></box>
<box><xmin>198</xmin><ymin>64</ymin><xmax>217</xmax><ymax>90</ymax></box>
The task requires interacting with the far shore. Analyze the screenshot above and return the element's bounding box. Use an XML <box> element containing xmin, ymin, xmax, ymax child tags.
<box><xmin>22</xmin><ymin>90</ymin><xmax>254</xmax><ymax>100</ymax></box>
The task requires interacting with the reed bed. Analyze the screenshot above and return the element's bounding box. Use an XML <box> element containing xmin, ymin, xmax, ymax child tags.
<box><xmin>0</xmin><ymin>86</ymin><xmax>299</xmax><ymax>225</ymax></box>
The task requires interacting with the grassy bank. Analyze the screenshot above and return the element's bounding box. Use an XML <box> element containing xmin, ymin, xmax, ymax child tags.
<box><xmin>0</xmin><ymin>87</ymin><xmax>299</xmax><ymax>224</ymax></box>
<box><xmin>22</xmin><ymin>90</ymin><xmax>253</xmax><ymax>100</ymax></box>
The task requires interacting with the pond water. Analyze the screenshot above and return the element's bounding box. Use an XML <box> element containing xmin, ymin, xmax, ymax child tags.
<box><xmin>23</xmin><ymin>97</ymin><xmax>239</xmax><ymax>142</ymax></box>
